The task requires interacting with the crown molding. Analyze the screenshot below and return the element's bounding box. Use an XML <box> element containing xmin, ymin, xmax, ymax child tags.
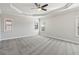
<box><xmin>10</xmin><ymin>3</ymin><xmax>73</xmax><ymax>16</ymax></box>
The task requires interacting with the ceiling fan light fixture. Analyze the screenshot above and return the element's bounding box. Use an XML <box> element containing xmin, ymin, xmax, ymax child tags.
<box><xmin>38</xmin><ymin>8</ymin><xmax>41</xmax><ymax>11</ymax></box>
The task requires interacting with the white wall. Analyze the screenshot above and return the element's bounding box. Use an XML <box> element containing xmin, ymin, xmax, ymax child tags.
<box><xmin>40</xmin><ymin>8</ymin><xmax>79</xmax><ymax>43</ymax></box>
<box><xmin>0</xmin><ymin>14</ymin><xmax>39</xmax><ymax>40</ymax></box>
<box><xmin>0</xmin><ymin>17</ymin><xmax>1</xmax><ymax>40</ymax></box>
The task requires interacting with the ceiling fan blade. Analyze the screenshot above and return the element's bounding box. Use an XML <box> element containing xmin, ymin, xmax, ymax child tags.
<box><xmin>35</xmin><ymin>3</ymin><xmax>40</xmax><ymax>8</ymax></box>
<box><xmin>42</xmin><ymin>8</ymin><xmax>47</xmax><ymax>11</ymax></box>
<box><xmin>42</xmin><ymin>4</ymin><xmax>48</xmax><ymax>8</ymax></box>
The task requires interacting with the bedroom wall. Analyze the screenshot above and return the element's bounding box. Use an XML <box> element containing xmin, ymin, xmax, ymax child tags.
<box><xmin>40</xmin><ymin>8</ymin><xmax>79</xmax><ymax>43</ymax></box>
<box><xmin>0</xmin><ymin>14</ymin><xmax>39</xmax><ymax>40</ymax></box>
<box><xmin>0</xmin><ymin>17</ymin><xmax>1</xmax><ymax>40</ymax></box>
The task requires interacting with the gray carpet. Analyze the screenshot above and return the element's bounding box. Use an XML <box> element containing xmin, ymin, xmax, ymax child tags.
<box><xmin>0</xmin><ymin>36</ymin><xmax>79</xmax><ymax>55</ymax></box>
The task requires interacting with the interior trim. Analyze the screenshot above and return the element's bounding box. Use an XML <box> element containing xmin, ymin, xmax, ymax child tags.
<box><xmin>10</xmin><ymin>3</ymin><xmax>73</xmax><ymax>16</ymax></box>
<box><xmin>40</xmin><ymin>32</ymin><xmax>79</xmax><ymax>45</ymax></box>
<box><xmin>0</xmin><ymin>35</ymin><xmax>37</xmax><ymax>41</ymax></box>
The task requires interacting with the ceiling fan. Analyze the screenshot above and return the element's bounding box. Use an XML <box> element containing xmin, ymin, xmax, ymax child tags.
<box><xmin>32</xmin><ymin>3</ymin><xmax>48</xmax><ymax>11</ymax></box>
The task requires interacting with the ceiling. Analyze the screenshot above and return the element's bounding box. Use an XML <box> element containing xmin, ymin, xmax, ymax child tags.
<box><xmin>0</xmin><ymin>3</ymin><xmax>79</xmax><ymax>16</ymax></box>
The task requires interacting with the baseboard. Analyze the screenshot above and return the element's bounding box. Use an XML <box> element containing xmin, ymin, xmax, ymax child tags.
<box><xmin>0</xmin><ymin>35</ymin><xmax>37</xmax><ymax>41</ymax></box>
<box><xmin>40</xmin><ymin>33</ymin><xmax>79</xmax><ymax>45</ymax></box>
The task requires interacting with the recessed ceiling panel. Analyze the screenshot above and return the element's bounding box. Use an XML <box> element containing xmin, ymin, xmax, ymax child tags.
<box><xmin>0</xmin><ymin>3</ymin><xmax>77</xmax><ymax>16</ymax></box>
<box><xmin>12</xmin><ymin>3</ymin><xmax>67</xmax><ymax>14</ymax></box>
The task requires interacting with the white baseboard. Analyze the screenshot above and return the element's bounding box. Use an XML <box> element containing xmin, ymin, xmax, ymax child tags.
<box><xmin>40</xmin><ymin>33</ymin><xmax>79</xmax><ymax>45</ymax></box>
<box><xmin>0</xmin><ymin>35</ymin><xmax>37</xmax><ymax>41</ymax></box>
